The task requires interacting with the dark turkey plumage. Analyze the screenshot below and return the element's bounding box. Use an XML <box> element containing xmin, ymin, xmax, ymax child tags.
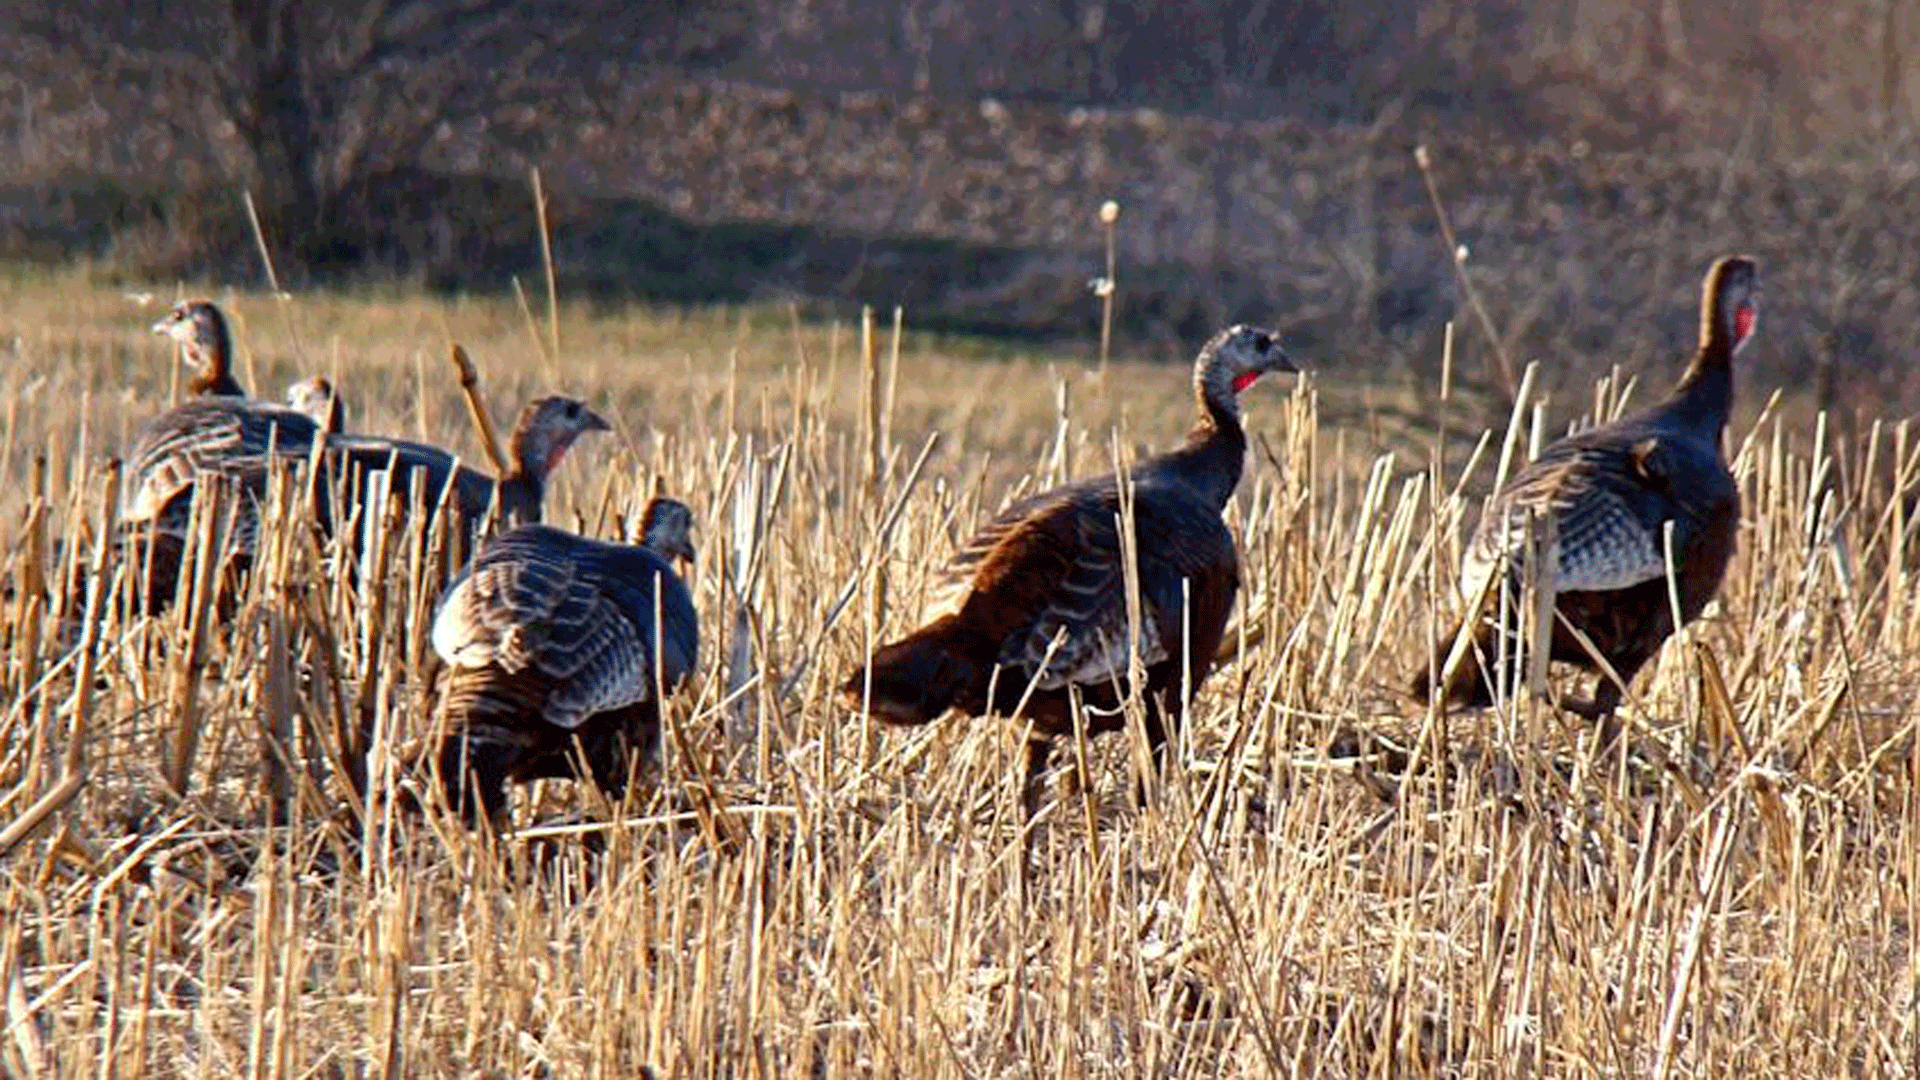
<box><xmin>842</xmin><ymin>324</ymin><xmax>1296</xmax><ymax>809</ymax></box>
<box><xmin>425</xmin><ymin>497</ymin><xmax>699</xmax><ymax>821</ymax></box>
<box><xmin>118</xmin><ymin>394</ymin><xmax>326</xmax><ymax>613</ymax></box>
<box><xmin>123</xmin><ymin>400</ymin><xmax>322</xmax><ymax>527</ymax></box>
<box><xmin>1415</xmin><ymin>255</ymin><xmax>1758</xmax><ymax>718</ymax></box>
<box><xmin>111</xmin><ymin>386</ymin><xmax>605</xmax><ymax>615</ymax></box>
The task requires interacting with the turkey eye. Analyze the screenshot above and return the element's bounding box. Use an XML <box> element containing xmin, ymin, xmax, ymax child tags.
<box><xmin>1253</xmin><ymin>333</ymin><xmax>1272</xmax><ymax>352</ymax></box>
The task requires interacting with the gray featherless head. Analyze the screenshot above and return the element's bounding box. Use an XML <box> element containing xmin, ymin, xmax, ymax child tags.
<box><xmin>1195</xmin><ymin>323</ymin><xmax>1298</xmax><ymax>413</ymax></box>
<box><xmin>1704</xmin><ymin>256</ymin><xmax>1760</xmax><ymax>355</ymax></box>
<box><xmin>285</xmin><ymin>376</ymin><xmax>346</xmax><ymax>433</ymax></box>
<box><xmin>152</xmin><ymin>299</ymin><xmax>227</xmax><ymax>365</ymax></box>
<box><xmin>639</xmin><ymin>497</ymin><xmax>696</xmax><ymax>563</ymax></box>
<box><xmin>513</xmin><ymin>396</ymin><xmax>612</xmax><ymax>477</ymax></box>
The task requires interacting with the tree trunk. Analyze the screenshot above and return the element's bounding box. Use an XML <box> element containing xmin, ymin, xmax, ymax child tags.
<box><xmin>229</xmin><ymin>0</ymin><xmax>328</xmax><ymax>266</ymax></box>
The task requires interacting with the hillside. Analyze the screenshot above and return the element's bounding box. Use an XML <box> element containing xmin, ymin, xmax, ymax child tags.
<box><xmin>4</xmin><ymin>1</ymin><xmax>1920</xmax><ymax>416</ymax></box>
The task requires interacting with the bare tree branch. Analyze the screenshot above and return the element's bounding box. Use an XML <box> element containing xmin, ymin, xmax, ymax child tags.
<box><xmin>2</xmin><ymin>0</ymin><xmax>749</xmax><ymax>267</ymax></box>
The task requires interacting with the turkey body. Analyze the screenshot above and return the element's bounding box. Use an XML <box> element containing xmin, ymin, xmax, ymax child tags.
<box><xmin>113</xmin><ymin>303</ymin><xmax>604</xmax><ymax>619</ymax></box>
<box><xmin>843</xmin><ymin>324</ymin><xmax>1296</xmax><ymax>808</ymax></box>
<box><xmin>1420</xmin><ymin>256</ymin><xmax>1757</xmax><ymax>717</ymax></box>
<box><xmin>129</xmin><ymin>298</ymin><xmax>321</xmax><ymax>533</ymax></box>
<box><xmin>114</xmin><ymin>395</ymin><xmax>603</xmax><ymax>615</ymax></box>
<box><xmin>853</xmin><ymin>467</ymin><xmax>1240</xmax><ymax>747</ymax></box>
<box><xmin>118</xmin><ymin>397</ymin><xmax>327</xmax><ymax>612</ymax></box>
<box><xmin>312</xmin><ymin>435</ymin><xmax>511</xmax><ymax>536</ymax></box>
<box><xmin>123</xmin><ymin>399</ymin><xmax>324</xmax><ymax>527</ymax></box>
<box><xmin>427</xmin><ymin>509</ymin><xmax>698</xmax><ymax>821</ymax></box>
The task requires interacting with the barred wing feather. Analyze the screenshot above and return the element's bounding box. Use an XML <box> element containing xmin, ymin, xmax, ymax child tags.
<box><xmin>945</xmin><ymin>484</ymin><xmax>1236</xmax><ymax>691</ymax></box>
<box><xmin>1460</xmin><ymin>433</ymin><xmax>1734</xmax><ymax>601</ymax></box>
<box><xmin>125</xmin><ymin>401</ymin><xmax>322</xmax><ymax>523</ymax></box>
<box><xmin>433</xmin><ymin>526</ymin><xmax>698</xmax><ymax>731</ymax></box>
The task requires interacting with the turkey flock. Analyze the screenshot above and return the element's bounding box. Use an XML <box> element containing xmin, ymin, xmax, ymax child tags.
<box><xmin>51</xmin><ymin>256</ymin><xmax>1758</xmax><ymax>831</ymax></box>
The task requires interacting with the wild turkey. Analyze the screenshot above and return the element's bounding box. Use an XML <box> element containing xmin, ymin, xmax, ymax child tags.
<box><xmin>1414</xmin><ymin>255</ymin><xmax>1758</xmax><ymax>718</ymax></box>
<box><xmin>841</xmin><ymin>324</ymin><xmax>1296</xmax><ymax>809</ymax></box>
<box><xmin>425</xmin><ymin>496</ymin><xmax>699</xmax><ymax>821</ymax></box>
<box><xmin>318</xmin><ymin>396</ymin><xmax>608</xmax><ymax>537</ymax></box>
<box><xmin>75</xmin><ymin>302</ymin><xmax>309</xmax><ymax>612</ymax></box>
<box><xmin>126</xmin><ymin>298</ymin><xmax>322</xmax><ymax>537</ymax></box>
<box><xmin>153</xmin><ymin>299</ymin><xmax>245</xmax><ymax>397</ymax></box>
<box><xmin>285</xmin><ymin>376</ymin><xmax>347</xmax><ymax>434</ymax></box>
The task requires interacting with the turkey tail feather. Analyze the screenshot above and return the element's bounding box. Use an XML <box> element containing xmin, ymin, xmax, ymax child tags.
<box><xmin>841</xmin><ymin>616</ymin><xmax>982</xmax><ymax>726</ymax></box>
<box><xmin>433</xmin><ymin>666</ymin><xmax>546</xmax><ymax>820</ymax></box>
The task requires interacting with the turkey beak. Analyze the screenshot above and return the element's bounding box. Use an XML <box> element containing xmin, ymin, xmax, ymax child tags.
<box><xmin>1265</xmin><ymin>347</ymin><xmax>1299</xmax><ymax>375</ymax></box>
<box><xmin>583</xmin><ymin>408</ymin><xmax>612</xmax><ymax>433</ymax></box>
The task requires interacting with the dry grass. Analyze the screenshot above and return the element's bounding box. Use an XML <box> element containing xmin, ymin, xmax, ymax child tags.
<box><xmin>0</xmin><ymin>270</ymin><xmax>1914</xmax><ymax>1078</ymax></box>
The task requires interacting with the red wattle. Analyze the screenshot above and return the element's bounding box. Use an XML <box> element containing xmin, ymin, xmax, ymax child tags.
<box><xmin>1733</xmin><ymin>305</ymin><xmax>1755</xmax><ymax>346</ymax></box>
<box><xmin>1232</xmin><ymin>372</ymin><xmax>1260</xmax><ymax>393</ymax></box>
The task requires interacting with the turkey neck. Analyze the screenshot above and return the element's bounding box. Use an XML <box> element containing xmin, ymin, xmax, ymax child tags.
<box><xmin>1162</xmin><ymin>373</ymin><xmax>1248</xmax><ymax>511</ymax></box>
<box><xmin>1659</xmin><ymin>326</ymin><xmax>1736</xmax><ymax>441</ymax></box>
<box><xmin>187</xmin><ymin>332</ymin><xmax>244</xmax><ymax>397</ymax></box>
<box><xmin>493</xmin><ymin>464</ymin><xmax>544</xmax><ymax>525</ymax></box>
<box><xmin>494</xmin><ymin>415</ymin><xmax>554</xmax><ymax>524</ymax></box>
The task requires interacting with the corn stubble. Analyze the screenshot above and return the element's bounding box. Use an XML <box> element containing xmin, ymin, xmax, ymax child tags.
<box><xmin>0</xmin><ymin>280</ymin><xmax>1912</xmax><ymax>1078</ymax></box>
